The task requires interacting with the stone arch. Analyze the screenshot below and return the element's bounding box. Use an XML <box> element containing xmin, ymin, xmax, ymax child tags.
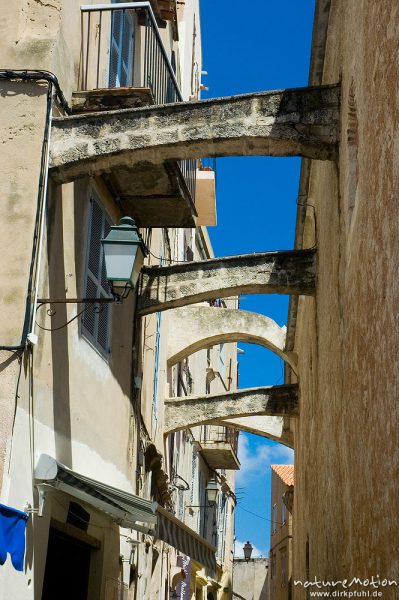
<box><xmin>138</xmin><ymin>249</ymin><xmax>316</xmax><ymax>315</ymax></box>
<box><xmin>50</xmin><ymin>85</ymin><xmax>340</xmax><ymax>182</ymax></box>
<box><xmin>167</xmin><ymin>307</ymin><xmax>298</xmax><ymax>373</ymax></box>
<box><xmin>164</xmin><ymin>385</ymin><xmax>299</xmax><ymax>434</ymax></box>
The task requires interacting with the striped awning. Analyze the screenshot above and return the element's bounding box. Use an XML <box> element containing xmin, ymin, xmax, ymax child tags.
<box><xmin>35</xmin><ymin>454</ymin><xmax>157</xmax><ymax>531</ymax></box>
<box><xmin>35</xmin><ymin>455</ymin><xmax>216</xmax><ymax>570</ymax></box>
<box><xmin>156</xmin><ymin>506</ymin><xmax>216</xmax><ymax>571</ymax></box>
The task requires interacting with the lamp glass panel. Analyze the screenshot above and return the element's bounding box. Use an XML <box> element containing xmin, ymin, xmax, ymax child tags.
<box><xmin>130</xmin><ymin>245</ymin><xmax>145</xmax><ymax>288</ymax></box>
<box><xmin>206</xmin><ymin>481</ymin><xmax>218</xmax><ymax>504</ymax></box>
<box><xmin>103</xmin><ymin>244</ymin><xmax>138</xmax><ymax>285</ymax></box>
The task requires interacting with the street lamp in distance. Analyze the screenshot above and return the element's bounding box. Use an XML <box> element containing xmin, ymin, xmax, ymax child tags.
<box><xmin>243</xmin><ymin>541</ymin><xmax>253</xmax><ymax>562</ymax></box>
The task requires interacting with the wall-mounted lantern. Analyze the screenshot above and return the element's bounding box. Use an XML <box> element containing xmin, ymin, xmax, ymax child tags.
<box><xmin>205</xmin><ymin>479</ymin><xmax>218</xmax><ymax>506</ymax></box>
<box><xmin>243</xmin><ymin>541</ymin><xmax>253</xmax><ymax>562</ymax></box>
<box><xmin>101</xmin><ymin>216</ymin><xmax>147</xmax><ymax>294</ymax></box>
<box><xmin>34</xmin><ymin>217</ymin><xmax>148</xmax><ymax>339</ymax></box>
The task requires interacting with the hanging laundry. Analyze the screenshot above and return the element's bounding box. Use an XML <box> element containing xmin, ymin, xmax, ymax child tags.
<box><xmin>0</xmin><ymin>504</ymin><xmax>29</xmax><ymax>572</ymax></box>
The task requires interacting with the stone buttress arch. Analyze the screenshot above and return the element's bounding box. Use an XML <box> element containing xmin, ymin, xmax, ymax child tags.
<box><xmin>166</xmin><ymin>306</ymin><xmax>298</xmax><ymax>373</ymax></box>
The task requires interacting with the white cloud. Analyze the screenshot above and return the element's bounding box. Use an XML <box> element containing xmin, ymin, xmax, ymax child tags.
<box><xmin>236</xmin><ymin>434</ymin><xmax>294</xmax><ymax>486</ymax></box>
<box><xmin>234</xmin><ymin>538</ymin><xmax>267</xmax><ymax>558</ymax></box>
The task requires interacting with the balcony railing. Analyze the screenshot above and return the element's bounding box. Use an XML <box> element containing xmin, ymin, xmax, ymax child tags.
<box><xmin>80</xmin><ymin>2</ymin><xmax>196</xmax><ymax>203</ymax></box>
<box><xmin>201</xmin><ymin>425</ymin><xmax>239</xmax><ymax>455</ymax></box>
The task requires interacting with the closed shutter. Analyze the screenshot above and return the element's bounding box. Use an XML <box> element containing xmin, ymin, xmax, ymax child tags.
<box><xmin>82</xmin><ymin>195</ymin><xmax>112</xmax><ymax>355</ymax></box>
<box><xmin>109</xmin><ymin>3</ymin><xmax>135</xmax><ymax>87</ymax></box>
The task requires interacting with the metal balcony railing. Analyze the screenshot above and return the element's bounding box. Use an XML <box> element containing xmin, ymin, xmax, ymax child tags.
<box><xmin>80</xmin><ymin>2</ymin><xmax>196</xmax><ymax>203</ymax></box>
<box><xmin>201</xmin><ymin>425</ymin><xmax>239</xmax><ymax>455</ymax></box>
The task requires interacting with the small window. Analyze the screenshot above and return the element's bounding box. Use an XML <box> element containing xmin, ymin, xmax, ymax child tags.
<box><xmin>81</xmin><ymin>195</ymin><xmax>112</xmax><ymax>355</ymax></box>
<box><xmin>281</xmin><ymin>497</ymin><xmax>287</xmax><ymax>525</ymax></box>
<box><xmin>272</xmin><ymin>503</ymin><xmax>278</xmax><ymax>534</ymax></box>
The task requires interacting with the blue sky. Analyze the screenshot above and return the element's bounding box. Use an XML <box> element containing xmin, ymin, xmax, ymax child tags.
<box><xmin>200</xmin><ymin>0</ymin><xmax>315</xmax><ymax>555</ymax></box>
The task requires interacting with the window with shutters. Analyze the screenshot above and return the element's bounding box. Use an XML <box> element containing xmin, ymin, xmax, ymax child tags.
<box><xmin>81</xmin><ymin>195</ymin><xmax>112</xmax><ymax>356</ymax></box>
<box><xmin>109</xmin><ymin>2</ymin><xmax>136</xmax><ymax>87</ymax></box>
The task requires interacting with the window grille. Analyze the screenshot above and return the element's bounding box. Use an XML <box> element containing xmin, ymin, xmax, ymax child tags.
<box><xmin>82</xmin><ymin>195</ymin><xmax>112</xmax><ymax>355</ymax></box>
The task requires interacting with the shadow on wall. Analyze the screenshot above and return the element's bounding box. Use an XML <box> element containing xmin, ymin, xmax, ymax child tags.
<box><xmin>73</xmin><ymin>179</ymin><xmax>134</xmax><ymax>401</ymax></box>
<box><xmin>46</xmin><ymin>183</ymin><xmax>72</xmax><ymax>466</ymax></box>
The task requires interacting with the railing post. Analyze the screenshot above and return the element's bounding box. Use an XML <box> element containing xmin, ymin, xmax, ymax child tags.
<box><xmin>85</xmin><ymin>11</ymin><xmax>91</xmax><ymax>90</ymax></box>
<box><xmin>96</xmin><ymin>11</ymin><xmax>102</xmax><ymax>89</ymax></box>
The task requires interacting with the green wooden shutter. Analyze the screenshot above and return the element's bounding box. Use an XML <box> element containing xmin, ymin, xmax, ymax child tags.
<box><xmin>82</xmin><ymin>196</ymin><xmax>112</xmax><ymax>355</ymax></box>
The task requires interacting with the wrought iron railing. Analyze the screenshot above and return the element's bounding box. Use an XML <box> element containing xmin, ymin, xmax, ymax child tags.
<box><xmin>201</xmin><ymin>425</ymin><xmax>239</xmax><ymax>455</ymax></box>
<box><xmin>80</xmin><ymin>2</ymin><xmax>196</xmax><ymax>202</ymax></box>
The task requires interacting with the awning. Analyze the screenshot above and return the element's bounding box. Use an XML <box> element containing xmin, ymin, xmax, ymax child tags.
<box><xmin>35</xmin><ymin>455</ymin><xmax>216</xmax><ymax>570</ymax></box>
<box><xmin>35</xmin><ymin>454</ymin><xmax>157</xmax><ymax>531</ymax></box>
<box><xmin>157</xmin><ymin>506</ymin><xmax>216</xmax><ymax>571</ymax></box>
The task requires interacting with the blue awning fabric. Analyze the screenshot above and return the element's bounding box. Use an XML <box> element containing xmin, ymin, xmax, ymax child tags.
<box><xmin>0</xmin><ymin>504</ymin><xmax>28</xmax><ymax>572</ymax></box>
<box><xmin>35</xmin><ymin>454</ymin><xmax>216</xmax><ymax>571</ymax></box>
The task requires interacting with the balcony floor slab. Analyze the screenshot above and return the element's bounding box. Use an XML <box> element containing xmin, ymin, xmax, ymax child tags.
<box><xmin>199</xmin><ymin>442</ymin><xmax>241</xmax><ymax>471</ymax></box>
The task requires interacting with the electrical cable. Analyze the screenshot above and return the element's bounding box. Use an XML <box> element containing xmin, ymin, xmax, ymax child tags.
<box><xmin>236</xmin><ymin>504</ymin><xmax>285</xmax><ymax>526</ymax></box>
<box><xmin>148</xmin><ymin>250</ymin><xmax>192</xmax><ymax>264</ymax></box>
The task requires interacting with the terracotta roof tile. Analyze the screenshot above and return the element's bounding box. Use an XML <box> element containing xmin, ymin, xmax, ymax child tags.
<box><xmin>271</xmin><ymin>464</ymin><xmax>294</xmax><ymax>487</ymax></box>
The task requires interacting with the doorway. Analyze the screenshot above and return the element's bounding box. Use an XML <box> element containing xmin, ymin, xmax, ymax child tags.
<box><xmin>41</xmin><ymin>526</ymin><xmax>92</xmax><ymax>600</ymax></box>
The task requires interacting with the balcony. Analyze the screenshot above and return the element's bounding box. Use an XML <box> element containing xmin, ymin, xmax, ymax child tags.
<box><xmin>196</xmin><ymin>159</ymin><xmax>217</xmax><ymax>226</ymax></box>
<box><xmin>76</xmin><ymin>2</ymin><xmax>197</xmax><ymax>227</ymax></box>
<box><xmin>199</xmin><ymin>425</ymin><xmax>240</xmax><ymax>471</ymax></box>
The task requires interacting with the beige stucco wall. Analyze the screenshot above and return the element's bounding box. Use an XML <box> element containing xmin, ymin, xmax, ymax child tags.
<box><xmin>292</xmin><ymin>1</ymin><xmax>399</xmax><ymax>598</ymax></box>
<box><xmin>233</xmin><ymin>558</ymin><xmax>269</xmax><ymax>600</ymax></box>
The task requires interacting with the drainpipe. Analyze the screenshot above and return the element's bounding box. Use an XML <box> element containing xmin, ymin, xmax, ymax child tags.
<box><xmin>0</xmin><ymin>70</ymin><xmax>71</xmax><ymax>350</ymax></box>
<box><xmin>27</xmin><ymin>83</ymin><xmax>54</xmax><ymax>345</ymax></box>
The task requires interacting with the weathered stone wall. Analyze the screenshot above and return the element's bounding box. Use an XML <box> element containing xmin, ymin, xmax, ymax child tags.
<box><xmin>292</xmin><ymin>1</ymin><xmax>399</xmax><ymax>597</ymax></box>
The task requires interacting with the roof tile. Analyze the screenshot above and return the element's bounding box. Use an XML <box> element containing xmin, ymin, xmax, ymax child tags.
<box><xmin>271</xmin><ymin>464</ymin><xmax>294</xmax><ymax>487</ymax></box>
